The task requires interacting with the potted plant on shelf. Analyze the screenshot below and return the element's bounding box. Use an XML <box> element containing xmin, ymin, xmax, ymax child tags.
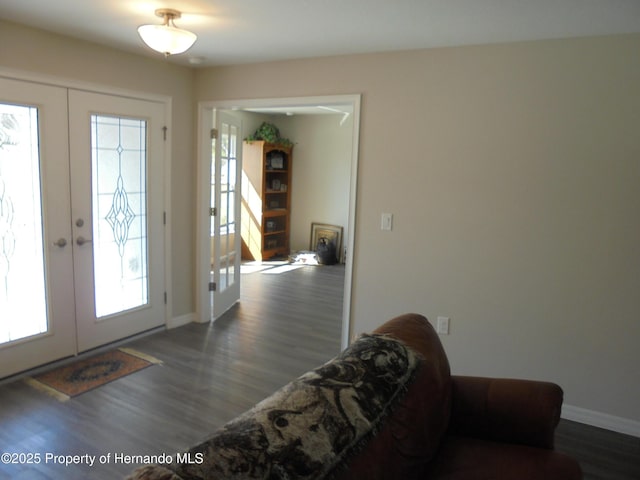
<box><xmin>245</xmin><ymin>122</ymin><xmax>293</xmax><ymax>147</ymax></box>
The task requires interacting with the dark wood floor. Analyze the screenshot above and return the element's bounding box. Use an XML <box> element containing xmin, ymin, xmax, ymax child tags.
<box><xmin>0</xmin><ymin>262</ymin><xmax>638</xmax><ymax>479</ymax></box>
<box><xmin>0</xmin><ymin>263</ymin><xmax>345</xmax><ymax>479</ymax></box>
<box><xmin>555</xmin><ymin>419</ymin><xmax>640</xmax><ymax>480</ymax></box>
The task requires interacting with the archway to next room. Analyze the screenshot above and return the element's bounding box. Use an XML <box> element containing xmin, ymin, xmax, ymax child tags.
<box><xmin>196</xmin><ymin>95</ymin><xmax>361</xmax><ymax>349</ymax></box>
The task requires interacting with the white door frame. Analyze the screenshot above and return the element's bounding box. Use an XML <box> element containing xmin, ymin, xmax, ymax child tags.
<box><xmin>196</xmin><ymin>94</ymin><xmax>360</xmax><ymax>349</ymax></box>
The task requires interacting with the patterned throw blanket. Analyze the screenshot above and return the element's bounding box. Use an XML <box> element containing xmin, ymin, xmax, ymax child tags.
<box><xmin>128</xmin><ymin>334</ymin><xmax>422</xmax><ymax>480</ymax></box>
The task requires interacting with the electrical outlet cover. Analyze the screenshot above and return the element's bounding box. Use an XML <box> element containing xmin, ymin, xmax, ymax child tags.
<box><xmin>436</xmin><ymin>316</ymin><xmax>450</xmax><ymax>335</ymax></box>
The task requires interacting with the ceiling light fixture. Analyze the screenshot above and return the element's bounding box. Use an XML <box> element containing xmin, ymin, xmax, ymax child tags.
<box><xmin>138</xmin><ymin>9</ymin><xmax>197</xmax><ymax>56</ymax></box>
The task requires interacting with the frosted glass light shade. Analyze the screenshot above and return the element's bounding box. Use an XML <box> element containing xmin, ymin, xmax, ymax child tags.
<box><xmin>138</xmin><ymin>24</ymin><xmax>197</xmax><ymax>55</ymax></box>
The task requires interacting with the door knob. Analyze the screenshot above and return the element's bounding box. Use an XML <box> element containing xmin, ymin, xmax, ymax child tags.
<box><xmin>76</xmin><ymin>236</ymin><xmax>93</xmax><ymax>246</ymax></box>
<box><xmin>53</xmin><ymin>238</ymin><xmax>67</xmax><ymax>248</ymax></box>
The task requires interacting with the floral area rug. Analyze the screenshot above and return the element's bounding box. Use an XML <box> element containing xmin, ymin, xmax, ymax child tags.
<box><xmin>25</xmin><ymin>348</ymin><xmax>162</xmax><ymax>401</ymax></box>
<box><xmin>128</xmin><ymin>333</ymin><xmax>421</xmax><ymax>480</ymax></box>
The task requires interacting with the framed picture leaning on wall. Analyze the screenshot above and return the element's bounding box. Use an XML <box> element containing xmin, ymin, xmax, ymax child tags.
<box><xmin>310</xmin><ymin>223</ymin><xmax>343</xmax><ymax>263</ymax></box>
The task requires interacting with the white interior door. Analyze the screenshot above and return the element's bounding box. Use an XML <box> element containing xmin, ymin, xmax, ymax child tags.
<box><xmin>68</xmin><ymin>90</ymin><xmax>166</xmax><ymax>352</ymax></box>
<box><xmin>0</xmin><ymin>77</ymin><xmax>76</xmax><ymax>378</ymax></box>
<box><xmin>211</xmin><ymin>111</ymin><xmax>242</xmax><ymax>318</ymax></box>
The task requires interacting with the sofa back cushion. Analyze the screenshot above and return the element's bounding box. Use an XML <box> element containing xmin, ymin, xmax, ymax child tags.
<box><xmin>127</xmin><ymin>314</ymin><xmax>451</xmax><ymax>480</ymax></box>
<box><xmin>333</xmin><ymin>313</ymin><xmax>452</xmax><ymax>479</ymax></box>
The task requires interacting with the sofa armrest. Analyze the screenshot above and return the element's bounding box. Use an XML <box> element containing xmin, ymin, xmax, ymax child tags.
<box><xmin>448</xmin><ymin>376</ymin><xmax>563</xmax><ymax>449</ymax></box>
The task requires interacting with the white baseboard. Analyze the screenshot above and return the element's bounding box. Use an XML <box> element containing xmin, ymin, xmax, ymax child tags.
<box><xmin>167</xmin><ymin>312</ymin><xmax>195</xmax><ymax>330</ymax></box>
<box><xmin>562</xmin><ymin>404</ymin><xmax>640</xmax><ymax>438</ymax></box>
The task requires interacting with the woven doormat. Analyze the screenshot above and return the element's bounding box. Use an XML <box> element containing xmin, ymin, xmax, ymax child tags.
<box><xmin>25</xmin><ymin>348</ymin><xmax>162</xmax><ymax>401</ymax></box>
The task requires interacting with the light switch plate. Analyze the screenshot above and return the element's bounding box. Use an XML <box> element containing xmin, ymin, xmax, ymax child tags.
<box><xmin>381</xmin><ymin>213</ymin><xmax>393</xmax><ymax>231</ymax></box>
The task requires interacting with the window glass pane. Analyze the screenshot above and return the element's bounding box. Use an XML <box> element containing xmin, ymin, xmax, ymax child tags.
<box><xmin>227</xmin><ymin>191</ymin><xmax>235</xmax><ymax>225</ymax></box>
<box><xmin>0</xmin><ymin>103</ymin><xmax>48</xmax><ymax>344</ymax></box>
<box><xmin>230</xmin><ymin>125</ymin><xmax>237</xmax><ymax>157</ymax></box>
<box><xmin>228</xmin><ymin>158</ymin><xmax>236</xmax><ymax>187</ymax></box>
<box><xmin>91</xmin><ymin>115</ymin><xmax>148</xmax><ymax>318</ymax></box>
<box><xmin>221</xmin><ymin>123</ymin><xmax>229</xmax><ymax>159</ymax></box>
<box><xmin>220</xmin><ymin>194</ymin><xmax>228</xmax><ymax>227</ymax></box>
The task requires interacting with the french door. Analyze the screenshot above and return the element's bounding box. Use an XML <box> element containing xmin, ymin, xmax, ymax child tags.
<box><xmin>0</xmin><ymin>78</ymin><xmax>75</xmax><ymax>378</ymax></box>
<box><xmin>68</xmin><ymin>90</ymin><xmax>166</xmax><ymax>351</ymax></box>
<box><xmin>211</xmin><ymin>111</ymin><xmax>242</xmax><ymax>318</ymax></box>
<box><xmin>0</xmin><ymin>77</ymin><xmax>166</xmax><ymax>378</ymax></box>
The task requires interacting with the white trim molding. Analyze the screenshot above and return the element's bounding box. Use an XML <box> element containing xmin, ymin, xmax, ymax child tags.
<box><xmin>167</xmin><ymin>313</ymin><xmax>195</xmax><ymax>330</ymax></box>
<box><xmin>563</xmin><ymin>404</ymin><xmax>640</xmax><ymax>438</ymax></box>
<box><xmin>196</xmin><ymin>94</ymin><xmax>361</xmax><ymax>338</ymax></box>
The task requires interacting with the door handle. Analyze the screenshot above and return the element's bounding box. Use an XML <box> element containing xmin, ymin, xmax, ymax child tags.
<box><xmin>76</xmin><ymin>236</ymin><xmax>93</xmax><ymax>246</ymax></box>
<box><xmin>53</xmin><ymin>238</ymin><xmax>67</xmax><ymax>248</ymax></box>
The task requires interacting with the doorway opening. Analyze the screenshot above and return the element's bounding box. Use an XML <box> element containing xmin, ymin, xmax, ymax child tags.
<box><xmin>197</xmin><ymin>95</ymin><xmax>361</xmax><ymax>348</ymax></box>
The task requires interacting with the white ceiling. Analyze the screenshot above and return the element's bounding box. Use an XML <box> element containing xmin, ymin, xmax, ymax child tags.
<box><xmin>2</xmin><ymin>0</ymin><xmax>639</xmax><ymax>68</ymax></box>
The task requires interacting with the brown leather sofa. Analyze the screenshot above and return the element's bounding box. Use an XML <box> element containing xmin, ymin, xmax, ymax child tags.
<box><xmin>340</xmin><ymin>313</ymin><xmax>583</xmax><ymax>479</ymax></box>
<box><xmin>127</xmin><ymin>313</ymin><xmax>582</xmax><ymax>479</ymax></box>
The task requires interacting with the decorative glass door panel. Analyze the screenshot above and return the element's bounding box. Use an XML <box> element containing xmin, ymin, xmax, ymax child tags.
<box><xmin>0</xmin><ymin>77</ymin><xmax>75</xmax><ymax>379</ymax></box>
<box><xmin>0</xmin><ymin>104</ymin><xmax>48</xmax><ymax>343</ymax></box>
<box><xmin>91</xmin><ymin>115</ymin><xmax>149</xmax><ymax>318</ymax></box>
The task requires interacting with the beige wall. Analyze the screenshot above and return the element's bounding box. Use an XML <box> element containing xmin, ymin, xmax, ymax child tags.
<box><xmin>195</xmin><ymin>35</ymin><xmax>640</xmax><ymax>425</ymax></box>
<box><xmin>278</xmin><ymin>114</ymin><xmax>352</xmax><ymax>257</ymax></box>
<box><xmin>0</xmin><ymin>20</ymin><xmax>196</xmax><ymax>319</ymax></box>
